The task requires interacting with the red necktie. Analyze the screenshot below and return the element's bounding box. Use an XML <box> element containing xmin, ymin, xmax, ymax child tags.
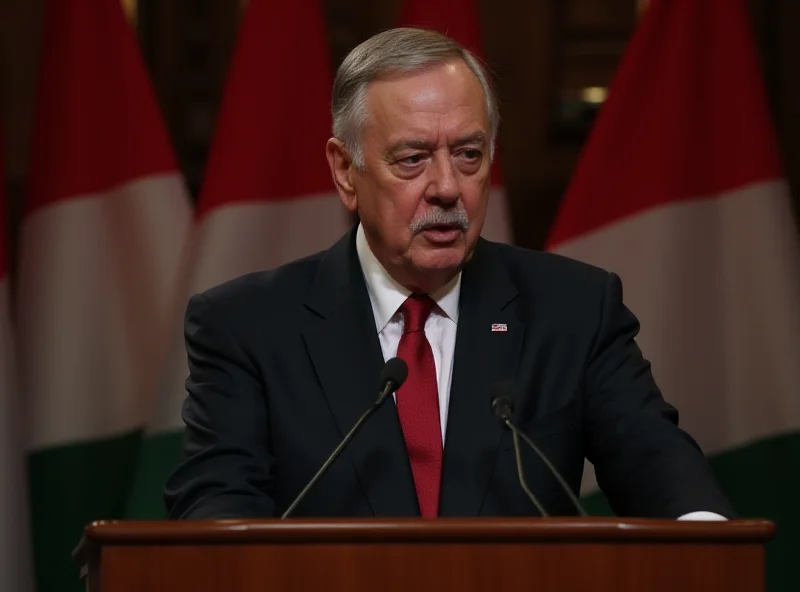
<box><xmin>395</xmin><ymin>294</ymin><xmax>442</xmax><ymax>518</ymax></box>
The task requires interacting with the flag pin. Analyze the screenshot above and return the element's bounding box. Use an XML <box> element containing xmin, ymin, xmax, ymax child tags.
<box><xmin>491</xmin><ymin>323</ymin><xmax>507</xmax><ymax>332</ymax></box>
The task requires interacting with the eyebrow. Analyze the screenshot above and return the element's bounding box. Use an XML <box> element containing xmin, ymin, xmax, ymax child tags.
<box><xmin>386</xmin><ymin>132</ymin><xmax>487</xmax><ymax>156</ymax></box>
<box><xmin>452</xmin><ymin>131</ymin><xmax>487</xmax><ymax>148</ymax></box>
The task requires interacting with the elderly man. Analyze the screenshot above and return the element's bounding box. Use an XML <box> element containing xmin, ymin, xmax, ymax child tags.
<box><xmin>164</xmin><ymin>27</ymin><xmax>732</xmax><ymax>520</ymax></box>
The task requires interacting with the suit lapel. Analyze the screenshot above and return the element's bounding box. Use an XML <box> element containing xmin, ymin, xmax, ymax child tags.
<box><xmin>301</xmin><ymin>228</ymin><xmax>419</xmax><ymax>516</ymax></box>
<box><xmin>439</xmin><ymin>240</ymin><xmax>525</xmax><ymax>516</ymax></box>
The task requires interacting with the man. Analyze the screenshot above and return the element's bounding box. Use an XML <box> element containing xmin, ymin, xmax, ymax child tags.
<box><xmin>164</xmin><ymin>28</ymin><xmax>733</xmax><ymax>520</ymax></box>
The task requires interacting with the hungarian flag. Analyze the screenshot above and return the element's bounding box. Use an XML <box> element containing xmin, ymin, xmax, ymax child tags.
<box><xmin>398</xmin><ymin>0</ymin><xmax>512</xmax><ymax>243</ymax></box>
<box><xmin>15</xmin><ymin>1</ymin><xmax>193</xmax><ymax>590</ymax></box>
<box><xmin>0</xmin><ymin>136</ymin><xmax>33</xmax><ymax>592</ymax></box>
<box><xmin>125</xmin><ymin>0</ymin><xmax>350</xmax><ymax>517</ymax></box>
<box><xmin>546</xmin><ymin>0</ymin><xmax>800</xmax><ymax>588</ymax></box>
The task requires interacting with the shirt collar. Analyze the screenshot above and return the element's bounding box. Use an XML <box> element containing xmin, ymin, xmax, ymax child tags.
<box><xmin>356</xmin><ymin>223</ymin><xmax>461</xmax><ymax>332</ymax></box>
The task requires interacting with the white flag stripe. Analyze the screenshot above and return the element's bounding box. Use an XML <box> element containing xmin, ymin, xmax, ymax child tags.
<box><xmin>554</xmin><ymin>180</ymin><xmax>800</xmax><ymax>464</ymax></box>
<box><xmin>191</xmin><ymin>195</ymin><xmax>349</xmax><ymax>294</ymax></box>
<box><xmin>147</xmin><ymin>194</ymin><xmax>349</xmax><ymax>434</ymax></box>
<box><xmin>480</xmin><ymin>186</ymin><xmax>512</xmax><ymax>243</ymax></box>
<box><xmin>18</xmin><ymin>174</ymin><xmax>192</xmax><ymax>449</ymax></box>
<box><xmin>0</xmin><ymin>281</ymin><xmax>34</xmax><ymax>592</ymax></box>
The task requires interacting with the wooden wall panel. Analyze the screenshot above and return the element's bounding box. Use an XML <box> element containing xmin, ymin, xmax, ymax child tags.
<box><xmin>773</xmin><ymin>0</ymin><xmax>800</xmax><ymax>219</ymax></box>
<box><xmin>0</xmin><ymin>0</ymin><xmax>44</xmax><ymax>181</ymax></box>
<box><xmin>137</xmin><ymin>0</ymin><xmax>241</xmax><ymax>195</ymax></box>
<box><xmin>0</xmin><ymin>0</ymin><xmax>44</xmax><ymax>275</ymax></box>
<box><xmin>1</xmin><ymin>0</ymin><xmax>797</xmax><ymax>254</ymax></box>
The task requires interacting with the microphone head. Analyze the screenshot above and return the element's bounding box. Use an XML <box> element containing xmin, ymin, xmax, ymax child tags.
<box><xmin>380</xmin><ymin>357</ymin><xmax>408</xmax><ymax>391</ymax></box>
<box><xmin>489</xmin><ymin>381</ymin><xmax>517</xmax><ymax>422</ymax></box>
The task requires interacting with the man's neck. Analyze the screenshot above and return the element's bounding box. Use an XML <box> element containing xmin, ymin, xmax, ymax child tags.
<box><xmin>355</xmin><ymin>223</ymin><xmax>462</xmax><ymax>329</ymax></box>
<box><xmin>361</xmin><ymin>228</ymin><xmax>460</xmax><ymax>294</ymax></box>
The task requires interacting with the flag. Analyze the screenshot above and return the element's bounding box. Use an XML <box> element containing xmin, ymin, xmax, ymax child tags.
<box><xmin>16</xmin><ymin>1</ymin><xmax>193</xmax><ymax>590</ymax></box>
<box><xmin>125</xmin><ymin>0</ymin><xmax>350</xmax><ymax>518</ymax></box>
<box><xmin>546</xmin><ymin>1</ymin><xmax>800</xmax><ymax>589</ymax></box>
<box><xmin>398</xmin><ymin>0</ymin><xmax>513</xmax><ymax>243</ymax></box>
<box><xmin>0</xmin><ymin>133</ymin><xmax>33</xmax><ymax>592</ymax></box>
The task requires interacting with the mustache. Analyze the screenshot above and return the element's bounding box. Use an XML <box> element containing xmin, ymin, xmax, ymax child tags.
<box><xmin>409</xmin><ymin>206</ymin><xmax>470</xmax><ymax>234</ymax></box>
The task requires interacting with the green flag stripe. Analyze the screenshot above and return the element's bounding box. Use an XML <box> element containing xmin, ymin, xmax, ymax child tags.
<box><xmin>584</xmin><ymin>431</ymin><xmax>800</xmax><ymax>592</ymax></box>
<box><xmin>28</xmin><ymin>430</ymin><xmax>141</xmax><ymax>592</ymax></box>
<box><xmin>124</xmin><ymin>431</ymin><xmax>184</xmax><ymax>519</ymax></box>
<box><xmin>32</xmin><ymin>430</ymin><xmax>798</xmax><ymax>591</ymax></box>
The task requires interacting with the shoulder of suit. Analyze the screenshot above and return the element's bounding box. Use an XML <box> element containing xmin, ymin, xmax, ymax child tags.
<box><xmin>481</xmin><ymin>241</ymin><xmax>620</xmax><ymax>329</ymax></box>
<box><xmin>193</xmin><ymin>239</ymin><xmax>617</xmax><ymax>312</ymax></box>
<box><xmin>192</xmin><ymin>247</ymin><xmax>327</xmax><ymax>311</ymax></box>
<box><xmin>483</xmin><ymin>239</ymin><xmax>612</xmax><ymax>287</ymax></box>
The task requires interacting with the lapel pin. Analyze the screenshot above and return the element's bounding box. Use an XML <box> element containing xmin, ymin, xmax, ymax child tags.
<box><xmin>491</xmin><ymin>323</ymin><xmax>508</xmax><ymax>332</ymax></box>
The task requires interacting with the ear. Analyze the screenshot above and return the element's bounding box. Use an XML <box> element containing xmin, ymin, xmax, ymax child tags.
<box><xmin>326</xmin><ymin>138</ymin><xmax>358</xmax><ymax>213</ymax></box>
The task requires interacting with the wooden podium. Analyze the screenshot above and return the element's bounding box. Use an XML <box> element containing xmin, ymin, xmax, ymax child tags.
<box><xmin>74</xmin><ymin>518</ymin><xmax>775</xmax><ymax>591</ymax></box>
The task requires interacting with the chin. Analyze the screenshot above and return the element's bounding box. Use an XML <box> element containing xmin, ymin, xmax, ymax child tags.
<box><xmin>411</xmin><ymin>248</ymin><xmax>465</xmax><ymax>274</ymax></box>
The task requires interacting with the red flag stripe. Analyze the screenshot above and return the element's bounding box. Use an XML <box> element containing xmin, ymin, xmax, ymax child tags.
<box><xmin>25</xmin><ymin>0</ymin><xmax>177</xmax><ymax>215</ymax></box>
<box><xmin>398</xmin><ymin>0</ymin><xmax>504</xmax><ymax>186</ymax></box>
<box><xmin>197</xmin><ymin>0</ymin><xmax>334</xmax><ymax>218</ymax></box>
<box><xmin>398</xmin><ymin>0</ymin><xmax>485</xmax><ymax>58</ymax></box>
<box><xmin>546</xmin><ymin>0</ymin><xmax>782</xmax><ymax>249</ymax></box>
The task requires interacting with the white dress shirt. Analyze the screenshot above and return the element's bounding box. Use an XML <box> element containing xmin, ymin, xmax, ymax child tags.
<box><xmin>356</xmin><ymin>223</ymin><xmax>459</xmax><ymax>440</ymax></box>
<box><xmin>354</xmin><ymin>224</ymin><xmax>726</xmax><ymax>521</ymax></box>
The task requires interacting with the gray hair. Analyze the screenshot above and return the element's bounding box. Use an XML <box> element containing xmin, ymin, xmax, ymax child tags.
<box><xmin>331</xmin><ymin>27</ymin><xmax>500</xmax><ymax>170</ymax></box>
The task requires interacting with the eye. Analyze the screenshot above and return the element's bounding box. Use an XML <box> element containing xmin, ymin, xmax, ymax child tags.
<box><xmin>456</xmin><ymin>149</ymin><xmax>483</xmax><ymax>173</ymax></box>
<box><xmin>460</xmin><ymin>149</ymin><xmax>482</xmax><ymax>161</ymax></box>
<box><xmin>398</xmin><ymin>154</ymin><xmax>425</xmax><ymax>166</ymax></box>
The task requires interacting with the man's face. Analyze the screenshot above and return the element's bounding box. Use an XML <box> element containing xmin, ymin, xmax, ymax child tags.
<box><xmin>334</xmin><ymin>58</ymin><xmax>491</xmax><ymax>291</ymax></box>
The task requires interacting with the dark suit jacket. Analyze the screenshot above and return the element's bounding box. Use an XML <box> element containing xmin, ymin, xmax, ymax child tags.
<box><xmin>163</xmin><ymin>226</ymin><xmax>734</xmax><ymax>519</ymax></box>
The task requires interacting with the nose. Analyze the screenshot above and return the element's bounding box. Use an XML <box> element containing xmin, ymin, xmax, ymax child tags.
<box><xmin>425</xmin><ymin>152</ymin><xmax>459</xmax><ymax>205</ymax></box>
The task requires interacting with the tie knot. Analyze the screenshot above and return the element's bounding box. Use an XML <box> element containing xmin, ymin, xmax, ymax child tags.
<box><xmin>400</xmin><ymin>294</ymin><xmax>436</xmax><ymax>334</ymax></box>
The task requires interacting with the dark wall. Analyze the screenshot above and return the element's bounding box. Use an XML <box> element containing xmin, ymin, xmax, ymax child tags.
<box><xmin>1</xmin><ymin>0</ymin><xmax>798</xmax><ymax>254</ymax></box>
<box><xmin>134</xmin><ymin>0</ymin><xmax>641</xmax><ymax>251</ymax></box>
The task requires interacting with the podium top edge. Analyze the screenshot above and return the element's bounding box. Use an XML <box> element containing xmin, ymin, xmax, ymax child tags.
<box><xmin>79</xmin><ymin>517</ymin><xmax>776</xmax><ymax>545</ymax></box>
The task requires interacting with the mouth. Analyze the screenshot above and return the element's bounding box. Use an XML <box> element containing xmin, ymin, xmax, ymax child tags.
<box><xmin>420</xmin><ymin>224</ymin><xmax>463</xmax><ymax>245</ymax></box>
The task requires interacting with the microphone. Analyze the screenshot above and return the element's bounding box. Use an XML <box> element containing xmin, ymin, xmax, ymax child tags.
<box><xmin>490</xmin><ymin>384</ymin><xmax>549</xmax><ymax>516</ymax></box>
<box><xmin>490</xmin><ymin>382</ymin><xmax>588</xmax><ymax>517</ymax></box>
<box><xmin>281</xmin><ymin>357</ymin><xmax>408</xmax><ymax>518</ymax></box>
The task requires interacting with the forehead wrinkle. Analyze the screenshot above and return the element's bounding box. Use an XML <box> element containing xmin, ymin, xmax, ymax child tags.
<box><xmin>362</xmin><ymin>61</ymin><xmax>489</xmax><ymax>162</ymax></box>
<box><xmin>386</xmin><ymin>130</ymin><xmax>486</xmax><ymax>155</ymax></box>
<box><xmin>366</xmin><ymin>61</ymin><xmax>484</xmax><ymax>120</ymax></box>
